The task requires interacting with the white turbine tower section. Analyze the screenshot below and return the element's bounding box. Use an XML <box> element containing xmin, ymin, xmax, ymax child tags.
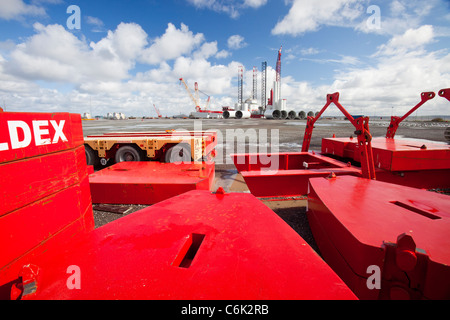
<box><xmin>264</xmin><ymin>46</ymin><xmax>287</xmax><ymax>119</ymax></box>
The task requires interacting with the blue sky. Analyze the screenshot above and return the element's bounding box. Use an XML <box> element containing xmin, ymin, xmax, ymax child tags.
<box><xmin>0</xmin><ymin>0</ymin><xmax>449</xmax><ymax>117</ymax></box>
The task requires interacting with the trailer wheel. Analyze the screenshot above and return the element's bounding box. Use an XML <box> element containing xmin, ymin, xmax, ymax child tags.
<box><xmin>85</xmin><ymin>144</ymin><xmax>99</xmax><ymax>166</ymax></box>
<box><xmin>115</xmin><ymin>145</ymin><xmax>144</xmax><ymax>163</ymax></box>
<box><xmin>165</xmin><ymin>144</ymin><xmax>191</xmax><ymax>164</ymax></box>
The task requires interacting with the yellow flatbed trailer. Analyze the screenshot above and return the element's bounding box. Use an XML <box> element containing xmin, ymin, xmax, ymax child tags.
<box><xmin>84</xmin><ymin>131</ymin><xmax>217</xmax><ymax>166</ymax></box>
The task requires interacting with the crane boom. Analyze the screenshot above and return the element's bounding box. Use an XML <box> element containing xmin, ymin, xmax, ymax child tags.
<box><xmin>276</xmin><ymin>46</ymin><xmax>282</xmax><ymax>83</ymax></box>
<box><xmin>197</xmin><ymin>87</ymin><xmax>211</xmax><ymax>110</ymax></box>
<box><xmin>153</xmin><ymin>104</ymin><xmax>162</xmax><ymax>118</ymax></box>
<box><xmin>179</xmin><ymin>78</ymin><xmax>200</xmax><ymax>111</ymax></box>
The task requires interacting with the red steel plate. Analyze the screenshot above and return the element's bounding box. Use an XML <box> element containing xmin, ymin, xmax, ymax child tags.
<box><xmin>231</xmin><ymin>152</ymin><xmax>361</xmax><ymax>197</ymax></box>
<box><xmin>18</xmin><ymin>190</ymin><xmax>357</xmax><ymax>300</ymax></box>
<box><xmin>89</xmin><ymin>161</ymin><xmax>215</xmax><ymax>204</ymax></box>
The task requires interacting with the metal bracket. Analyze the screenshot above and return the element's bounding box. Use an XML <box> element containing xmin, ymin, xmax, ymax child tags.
<box><xmin>381</xmin><ymin>233</ymin><xmax>429</xmax><ymax>300</ymax></box>
<box><xmin>386</xmin><ymin>92</ymin><xmax>435</xmax><ymax>139</ymax></box>
<box><xmin>10</xmin><ymin>264</ymin><xmax>40</xmax><ymax>300</ymax></box>
<box><xmin>438</xmin><ymin>88</ymin><xmax>450</xmax><ymax>101</ymax></box>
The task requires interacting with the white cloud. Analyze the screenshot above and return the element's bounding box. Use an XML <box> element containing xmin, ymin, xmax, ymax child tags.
<box><xmin>140</xmin><ymin>23</ymin><xmax>204</xmax><ymax>65</ymax></box>
<box><xmin>92</xmin><ymin>22</ymin><xmax>148</xmax><ymax>62</ymax></box>
<box><xmin>374</xmin><ymin>25</ymin><xmax>435</xmax><ymax>56</ymax></box>
<box><xmin>86</xmin><ymin>16</ymin><xmax>104</xmax><ymax>27</ymax></box>
<box><xmin>5</xmin><ymin>22</ymin><xmax>147</xmax><ymax>84</ymax></box>
<box><xmin>272</xmin><ymin>0</ymin><xmax>366</xmax><ymax>36</ymax></box>
<box><xmin>273</xmin><ymin>0</ymin><xmax>444</xmax><ymax>37</ymax></box>
<box><xmin>215</xmin><ymin>49</ymin><xmax>230</xmax><ymax>59</ymax></box>
<box><xmin>356</xmin><ymin>0</ymin><xmax>439</xmax><ymax>36</ymax></box>
<box><xmin>227</xmin><ymin>35</ymin><xmax>246</xmax><ymax>50</ymax></box>
<box><xmin>300</xmin><ymin>47</ymin><xmax>320</xmax><ymax>55</ymax></box>
<box><xmin>187</xmin><ymin>0</ymin><xmax>239</xmax><ymax>18</ymax></box>
<box><xmin>193</xmin><ymin>41</ymin><xmax>218</xmax><ymax>59</ymax></box>
<box><xmin>243</xmin><ymin>0</ymin><xmax>267</xmax><ymax>9</ymax></box>
<box><xmin>186</xmin><ymin>0</ymin><xmax>267</xmax><ymax>18</ymax></box>
<box><xmin>0</xmin><ymin>0</ymin><xmax>46</xmax><ymax>20</ymax></box>
<box><xmin>86</xmin><ymin>16</ymin><xmax>105</xmax><ymax>32</ymax></box>
<box><xmin>299</xmin><ymin>55</ymin><xmax>360</xmax><ymax>65</ymax></box>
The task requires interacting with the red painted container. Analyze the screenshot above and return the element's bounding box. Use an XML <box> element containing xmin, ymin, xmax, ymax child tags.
<box><xmin>89</xmin><ymin>161</ymin><xmax>215</xmax><ymax>205</ymax></box>
<box><xmin>307</xmin><ymin>175</ymin><xmax>450</xmax><ymax>300</ymax></box>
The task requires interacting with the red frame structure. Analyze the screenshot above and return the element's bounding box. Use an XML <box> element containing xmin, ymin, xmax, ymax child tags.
<box><xmin>321</xmin><ymin>89</ymin><xmax>450</xmax><ymax>190</ymax></box>
<box><xmin>301</xmin><ymin>92</ymin><xmax>376</xmax><ymax>180</ymax></box>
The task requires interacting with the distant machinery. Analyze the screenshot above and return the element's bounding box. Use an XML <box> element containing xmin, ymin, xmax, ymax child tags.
<box><xmin>261</xmin><ymin>61</ymin><xmax>267</xmax><ymax>114</ymax></box>
<box><xmin>180</xmin><ymin>77</ymin><xmax>201</xmax><ymax>112</ymax></box>
<box><xmin>223</xmin><ymin>65</ymin><xmax>263</xmax><ymax>119</ymax></box>
<box><xmin>264</xmin><ymin>46</ymin><xmax>289</xmax><ymax>120</ymax></box>
<box><xmin>153</xmin><ymin>104</ymin><xmax>162</xmax><ymax>118</ymax></box>
<box><xmin>223</xmin><ymin>46</ymin><xmax>311</xmax><ymax>120</ymax></box>
<box><xmin>82</xmin><ymin>112</ymin><xmax>92</xmax><ymax>120</ymax></box>
<box><xmin>106</xmin><ymin>112</ymin><xmax>126</xmax><ymax>120</ymax></box>
<box><xmin>179</xmin><ymin>77</ymin><xmax>222</xmax><ymax>119</ymax></box>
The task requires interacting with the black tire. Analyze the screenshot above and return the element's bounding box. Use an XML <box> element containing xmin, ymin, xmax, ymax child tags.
<box><xmin>115</xmin><ymin>145</ymin><xmax>144</xmax><ymax>163</ymax></box>
<box><xmin>85</xmin><ymin>144</ymin><xmax>99</xmax><ymax>166</ymax></box>
<box><xmin>165</xmin><ymin>144</ymin><xmax>192</xmax><ymax>163</ymax></box>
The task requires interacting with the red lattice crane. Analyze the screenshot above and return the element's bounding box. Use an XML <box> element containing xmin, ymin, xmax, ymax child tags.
<box><xmin>276</xmin><ymin>45</ymin><xmax>282</xmax><ymax>83</ymax></box>
<box><xmin>153</xmin><ymin>104</ymin><xmax>162</xmax><ymax>118</ymax></box>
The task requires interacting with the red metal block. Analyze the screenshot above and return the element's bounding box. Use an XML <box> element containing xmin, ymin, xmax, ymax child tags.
<box><xmin>89</xmin><ymin>161</ymin><xmax>215</xmax><ymax>204</ymax></box>
<box><xmin>231</xmin><ymin>152</ymin><xmax>361</xmax><ymax>197</ymax></box>
<box><xmin>15</xmin><ymin>190</ymin><xmax>357</xmax><ymax>300</ymax></box>
<box><xmin>323</xmin><ymin>137</ymin><xmax>450</xmax><ymax>171</ymax></box>
<box><xmin>321</xmin><ymin>137</ymin><xmax>450</xmax><ymax>189</ymax></box>
<box><xmin>307</xmin><ymin>175</ymin><xmax>450</xmax><ymax>300</ymax></box>
<box><xmin>0</xmin><ymin>111</ymin><xmax>94</xmax><ymax>298</ymax></box>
